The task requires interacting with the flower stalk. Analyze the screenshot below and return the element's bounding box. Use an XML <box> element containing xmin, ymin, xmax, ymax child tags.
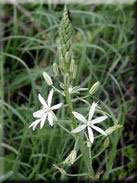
<box><xmin>29</xmin><ymin>5</ymin><xmax>122</xmax><ymax>181</ymax></box>
<box><xmin>59</xmin><ymin>6</ymin><xmax>95</xmax><ymax>178</ymax></box>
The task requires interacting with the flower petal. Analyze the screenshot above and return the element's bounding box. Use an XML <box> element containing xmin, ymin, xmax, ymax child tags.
<box><xmin>48</xmin><ymin>112</ymin><xmax>53</xmax><ymax>127</ymax></box>
<box><xmin>29</xmin><ymin>119</ymin><xmax>41</xmax><ymax>130</ymax></box>
<box><xmin>88</xmin><ymin>127</ymin><xmax>94</xmax><ymax>143</ymax></box>
<box><xmin>38</xmin><ymin>94</ymin><xmax>48</xmax><ymax>108</ymax></box>
<box><xmin>72</xmin><ymin>112</ymin><xmax>87</xmax><ymax>124</ymax></box>
<box><xmin>88</xmin><ymin>102</ymin><xmax>97</xmax><ymax>122</ymax></box>
<box><xmin>90</xmin><ymin>116</ymin><xmax>108</xmax><ymax>125</ymax></box>
<box><xmin>77</xmin><ymin>88</ymin><xmax>88</xmax><ymax>91</ymax></box>
<box><xmin>91</xmin><ymin>125</ymin><xmax>107</xmax><ymax>136</ymax></box>
<box><xmin>48</xmin><ymin>89</ymin><xmax>53</xmax><ymax>107</ymax></box>
<box><xmin>51</xmin><ymin>103</ymin><xmax>63</xmax><ymax>110</ymax></box>
<box><xmin>71</xmin><ymin>124</ymin><xmax>86</xmax><ymax>133</ymax></box>
<box><xmin>33</xmin><ymin>109</ymin><xmax>45</xmax><ymax>118</ymax></box>
<box><xmin>51</xmin><ymin>111</ymin><xmax>57</xmax><ymax>121</ymax></box>
<box><xmin>40</xmin><ymin>113</ymin><xmax>48</xmax><ymax>129</ymax></box>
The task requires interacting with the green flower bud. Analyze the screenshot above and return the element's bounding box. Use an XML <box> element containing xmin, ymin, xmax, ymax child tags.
<box><xmin>63</xmin><ymin>150</ymin><xmax>77</xmax><ymax>166</ymax></box>
<box><xmin>65</xmin><ymin>51</ymin><xmax>71</xmax><ymax>63</ymax></box>
<box><xmin>89</xmin><ymin>81</ymin><xmax>100</xmax><ymax>95</ymax></box>
<box><xmin>43</xmin><ymin>72</ymin><xmax>53</xmax><ymax>86</ymax></box>
<box><xmin>87</xmin><ymin>141</ymin><xmax>91</xmax><ymax>148</ymax></box>
<box><xmin>59</xmin><ymin>55</ymin><xmax>64</xmax><ymax>70</ymax></box>
<box><xmin>70</xmin><ymin>59</ymin><xmax>75</xmax><ymax>73</ymax></box>
<box><xmin>72</xmin><ymin>65</ymin><xmax>77</xmax><ymax>79</ymax></box>
<box><xmin>103</xmin><ymin>137</ymin><xmax>109</xmax><ymax>149</ymax></box>
<box><xmin>53</xmin><ymin>63</ymin><xmax>59</xmax><ymax>76</ymax></box>
<box><xmin>53</xmin><ymin>164</ymin><xmax>66</xmax><ymax>175</ymax></box>
<box><xmin>64</xmin><ymin>73</ymin><xmax>69</xmax><ymax>86</ymax></box>
<box><xmin>105</xmin><ymin>124</ymin><xmax>122</xmax><ymax>135</ymax></box>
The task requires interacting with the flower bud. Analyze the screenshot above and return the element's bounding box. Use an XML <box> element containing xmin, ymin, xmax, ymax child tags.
<box><xmin>43</xmin><ymin>72</ymin><xmax>53</xmax><ymax>86</ymax></box>
<box><xmin>89</xmin><ymin>81</ymin><xmax>100</xmax><ymax>95</ymax></box>
<box><xmin>63</xmin><ymin>150</ymin><xmax>77</xmax><ymax>166</ymax></box>
<box><xmin>53</xmin><ymin>164</ymin><xmax>66</xmax><ymax>175</ymax></box>
<box><xmin>53</xmin><ymin>63</ymin><xmax>59</xmax><ymax>76</ymax></box>
<box><xmin>105</xmin><ymin>124</ymin><xmax>122</xmax><ymax>135</ymax></box>
<box><xmin>65</xmin><ymin>51</ymin><xmax>71</xmax><ymax>63</ymax></box>
<box><xmin>103</xmin><ymin>137</ymin><xmax>109</xmax><ymax>149</ymax></box>
<box><xmin>70</xmin><ymin>150</ymin><xmax>77</xmax><ymax>165</ymax></box>
<box><xmin>72</xmin><ymin>65</ymin><xmax>77</xmax><ymax>79</ymax></box>
<box><xmin>70</xmin><ymin>59</ymin><xmax>75</xmax><ymax>73</ymax></box>
<box><xmin>61</xmin><ymin>44</ymin><xmax>66</xmax><ymax>56</ymax></box>
<box><xmin>64</xmin><ymin>73</ymin><xmax>69</xmax><ymax>86</ymax></box>
<box><xmin>59</xmin><ymin>55</ymin><xmax>64</xmax><ymax>70</ymax></box>
<box><xmin>87</xmin><ymin>141</ymin><xmax>91</xmax><ymax>148</ymax></box>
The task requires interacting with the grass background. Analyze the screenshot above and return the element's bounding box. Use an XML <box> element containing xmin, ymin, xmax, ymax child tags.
<box><xmin>0</xmin><ymin>3</ymin><xmax>136</xmax><ymax>181</ymax></box>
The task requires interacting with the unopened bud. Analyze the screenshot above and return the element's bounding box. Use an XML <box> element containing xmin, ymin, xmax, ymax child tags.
<box><xmin>43</xmin><ymin>72</ymin><xmax>53</xmax><ymax>86</ymax></box>
<box><xmin>70</xmin><ymin>150</ymin><xmax>77</xmax><ymax>165</ymax></box>
<box><xmin>70</xmin><ymin>59</ymin><xmax>75</xmax><ymax>73</ymax></box>
<box><xmin>103</xmin><ymin>137</ymin><xmax>109</xmax><ymax>149</ymax></box>
<box><xmin>89</xmin><ymin>81</ymin><xmax>100</xmax><ymax>95</ymax></box>
<box><xmin>65</xmin><ymin>51</ymin><xmax>71</xmax><ymax>63</ymax></box>
<box><xmin>61</xmin><ymin>44</ymin><xmax>66</xmax><ymax>56</ymax></box>
<box><xmin>105</xmin><ymin>124</ymin><xmax>122</xmax><ymax>135</ymax></box>
<box><xmin>64</xmin><ymin>73</ymin><xmax>69</xmax><ymax>86</ymax></box>
<box><xmin>63</xmin><ymin>150</ymin><xmax>77</xmax><ymax>166</ymax></box>
<box><xmin>72</xmin><ymin>65</ymin><xmax>77</xmax><ymax>79</ymax></box>
<box><xmin>59</xmin><ymin>55</ymin><xmax>64</xmax><ymax>70</ymax></box>
<box><xmin>53</xmin><ymin>164</ymin><xmax>66</xmax><ymax>175</ymax></box>
<box><xmin>87</xmin><ymin>141</ymin><xmax>91</xmax><ymax>148</ymax></box>
<box><xmin>53</xmin><ymin>63</ymin><xmax>59</xmax><ymax>76</ymax></box>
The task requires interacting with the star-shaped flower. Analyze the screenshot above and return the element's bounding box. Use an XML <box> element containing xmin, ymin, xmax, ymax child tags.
<box><xmin>71</xmin><ymin>102</ymin><xmax>108</xmax><ymax>143</ymax></box>
<box><xmin>29</xmin><ymin>89</ymin><xmax>63</xmax><ymax>130</ymax></box>
<box><xmin>59</xmin><ymin>83</ymin><xmax>88</xmax><ymax>96</ymax></box>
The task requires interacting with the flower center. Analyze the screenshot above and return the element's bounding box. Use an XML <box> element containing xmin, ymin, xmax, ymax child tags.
<box><xmin>41</xmin><ymin>106</ymin><xmax>51</xmax><ymax>113</ymax></box>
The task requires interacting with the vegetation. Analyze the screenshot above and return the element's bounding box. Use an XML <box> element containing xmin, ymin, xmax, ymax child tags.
<box><xmin>0</xmin><ymin>3</ymin><xmax>135</xmax><ymax>182</ymax></box>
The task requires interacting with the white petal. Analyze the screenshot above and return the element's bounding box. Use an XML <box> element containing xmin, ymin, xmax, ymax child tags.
<box><xmin>77</xmin><ymin>88</ymin><xmax>88</xmax><ymax>91</ymax></box>
<box><xmin>33</xmin><ymin>109</ymin><xmax>45</xmax><ymax>118</ymax></box>
<box><xmin>71</xmin><ymin>125</ymin><xmax>86</xmax><ymax>133</ymax></box>
<box><xmin>29</xmin><ymin>119</ymin><xmax>41</xmax><ymax>130</ymax></box>
<box><xmin>38</xmin><ymin>94</ymin><xmax>48</xmax><ymax>108</ymax></box>
<box><xmin>40</xmin><ymin>113</ymin><xmax>48</xmax><ymax>129</ymax></box>
<box><xmin>91</xmin><ymin>125</ymin><xmax>107</xmax><ymax>136</ymax></box>
<box><xmin>51</xmin><ymin>111</ymin><xmax>57</xmax><ymax>121</ymax></box>
<box><xmin>51</xmin><ymin>103</ymin><xmax>63</xmax><ymax>110</ymax></box>
<box><xmin>90</xmin><ymin>116</ymin><xmax>108</xmax><ymax>125</ymax></box>
<box><xmin>88</xmin><ymin>102</ymin><xmax>97</xmax><ymax>122</ymax></box>
<box><xmin>48</xmin><ymin>89</ymin><xmax>53</xmax><ymax>107</ymax></box>
<box><xmin>72</xmin><ymin>112</ymin><xmax>87</xmax><ymax>124</ymax></box>
<box><xmin>48</xmin><ymin>112</ymin><xmax>53</xmax><ymax>127</ymax></box>
<box><xmin>88</xmin><ymin>127</ymin><xmax>94</xmax><ymax>143</ymax></box>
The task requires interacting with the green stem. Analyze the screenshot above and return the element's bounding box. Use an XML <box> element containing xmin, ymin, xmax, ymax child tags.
<box><xmin>63</xmin><ymin>75</ymin><xmax>94</xmax><ymax>179</ymax></box>
<box><xmin>0</xmin><ymin>55</ymin><xmax>4</xmax><ymax>176</ymax></box>
<box><xmin>64</xmin><ymin>76</ymin><xmax>77</xmax><ymax>129</ymax></box>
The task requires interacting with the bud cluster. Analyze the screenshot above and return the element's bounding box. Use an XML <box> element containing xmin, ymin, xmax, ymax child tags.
<box><xmin>56</xmin><ymin>6</ymin><xmax>77</xmax><ymax>80</ymax></box>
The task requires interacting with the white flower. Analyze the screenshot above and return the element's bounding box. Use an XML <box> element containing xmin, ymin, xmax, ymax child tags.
<box><xmin>68</xmin><ymin>85</ymin><xmax>88</xmax><ymax>94</ymax></box>
<box><xmin>59</xmin><ymin>83</ymin><xmax>88</xmax><ymax>96</ymax></box>
<box><xmin>29</xmin><ymin>89</ymin><xmax>63</xmax><ymax>130</ymax></box>
<box><xmin>72</xmin><ymin>102</ymin><xmax>108</xmax><ymax>143</ymax></box>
